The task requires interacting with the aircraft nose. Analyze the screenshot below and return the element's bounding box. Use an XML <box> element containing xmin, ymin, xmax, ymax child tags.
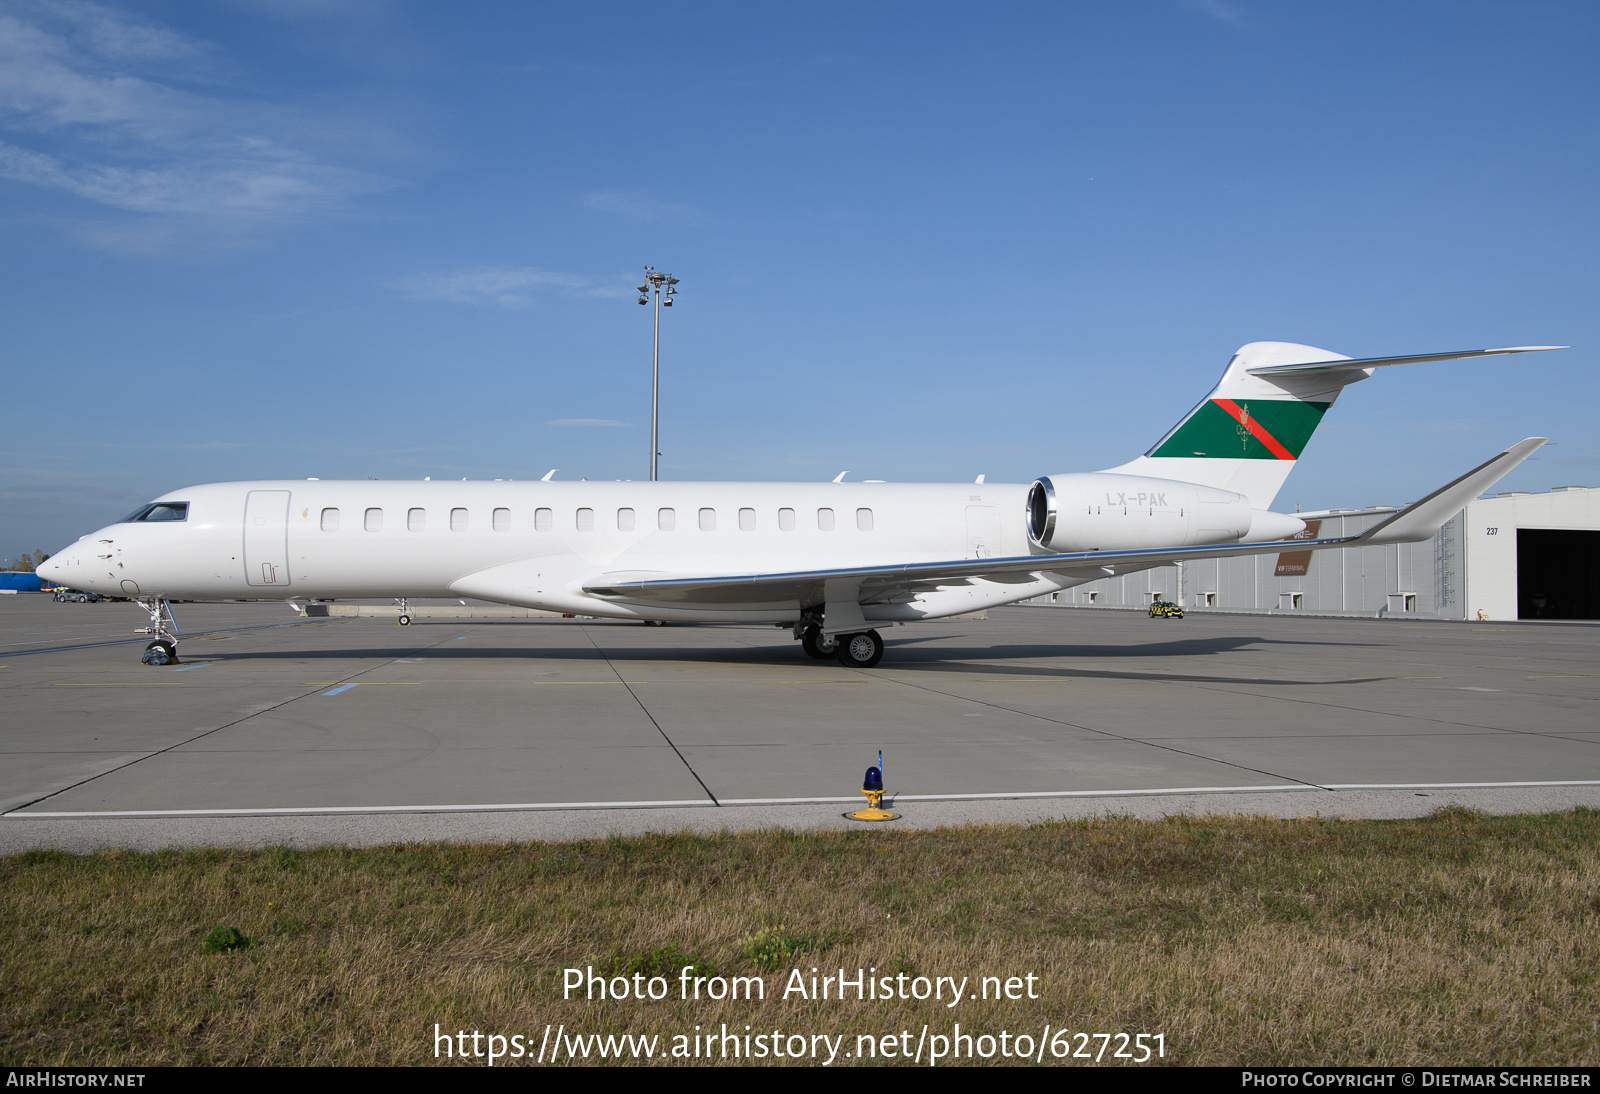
<box><xmin>36</xmin><ymin>552</ymin><xmax>67</xmax><ymax>582</ymax></box>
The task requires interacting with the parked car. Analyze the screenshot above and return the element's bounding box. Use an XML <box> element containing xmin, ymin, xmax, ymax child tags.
<box><xmin>1148</xmin><ymin>599</ymin><xmax>1184</xmax><ymax>619</ymax></box>
<box><xmin>54</xmin><ymin>589</ymin><xmax>105</xmax><ymax>603</ymax></box>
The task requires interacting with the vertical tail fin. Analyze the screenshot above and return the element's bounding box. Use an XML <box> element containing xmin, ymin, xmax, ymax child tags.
<box><xmin>1103</xmin><ymin>341</ymin><xmax>1363</xmax><ymax>508</ymax></box>
<box><xmin>1104</xmin><ymin>341</ymin><xmax>1563</xmax><ymax>508</ymax></box>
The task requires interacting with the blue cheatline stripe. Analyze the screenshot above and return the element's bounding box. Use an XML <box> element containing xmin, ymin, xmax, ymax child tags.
<box><xmin>322</xmin><ymin>683</ymin><xmax>359</xmax><ymax>696</ymax></box>
<box><xmin>171</xmin><ymin>663</ymin><xmax>210</xmax><ymax>672</ymax></box>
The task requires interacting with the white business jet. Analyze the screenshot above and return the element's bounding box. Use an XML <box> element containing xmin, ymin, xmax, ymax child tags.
<box><xmin>39</xmin><ymin>341</ymin><xmax>1561</xmax><ymax>667</ymax></box>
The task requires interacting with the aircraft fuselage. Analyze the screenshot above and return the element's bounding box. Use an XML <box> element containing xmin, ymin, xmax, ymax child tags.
<box><xmin>45</xmin><ymin>473</ymin><xmax>1275</xmax><ymax>623</ymax></box>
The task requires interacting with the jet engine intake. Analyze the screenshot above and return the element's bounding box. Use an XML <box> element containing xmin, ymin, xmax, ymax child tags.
<box><xmin>1027</xmin><ymin>478</ymin><xmax>1056</xmax><ymax>547</ymax></box>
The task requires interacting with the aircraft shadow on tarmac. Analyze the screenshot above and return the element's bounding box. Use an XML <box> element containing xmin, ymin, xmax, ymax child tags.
<box><xmin>154</xmin><ymin>632</ymin><xmax>1384</xmax><ymax>688</ymax></box>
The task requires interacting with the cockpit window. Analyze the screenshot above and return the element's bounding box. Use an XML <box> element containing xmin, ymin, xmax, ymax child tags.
<box><xmin>118</xmin><ymin>502</ymin><xmax>189</xmax><ymax>523</ymax></box>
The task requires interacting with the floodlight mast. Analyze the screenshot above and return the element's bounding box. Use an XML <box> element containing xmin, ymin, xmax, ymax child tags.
<box><xmin>636</xmin><ymin>268</ymin><xmax>680</xmax><ymax>481</ymax></box>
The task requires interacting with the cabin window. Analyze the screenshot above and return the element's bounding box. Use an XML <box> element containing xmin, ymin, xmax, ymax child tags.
<box><xmin>658</xmin><ymin>508</ymin><xmax>676</xmax><ymax>531</ymax></box>
<box><xmin>617</xmin><ymin>508</ymin><xmax>635</xmax><ymax>531</ymax></box>
<box><xmin>779</xmin><ymin>508</ymin><xmax>795</xmax><ymax>531</ymax></box>
<box><xmin>817</xmin><ymin>508</ymin><xmax>835</xmax><ymax>531</ymax></box>
<box><xmin>535</xmin><ymin>508</ymin><xmax>553</xmax><ymax>532</ymax></box>
<box><xmin>320</xmin><ymin>508</ymin><xmax>339</xmax><ymax>532</ymax></box>
<box><xmin>856</xmin><ymin>508</ymin><xmax>874</xmax><ymax>531</ymax></box>
<box><xmin>364</xmin><ymin>508</ymin><xmax>382</xmax><ymax>532</ymax></box>
<box><xmin>739</xmin><ymin>507</ymin><xmax>756</xmax><ymax>531</ymax></box>
<box><xmin>408</xmin><ymin>508</ymin><xmax>426</xmax><ymax>532</ymax></box>
<box><xmin>493</xmin><ymin>507</ymin><xmax>510</xmax><ymax>532</ymax></box>
<box><xmin>577</xmin><ymin>508</ymin><xmax>594</xmax><ymax>532</ymax></box>
<box><xmin>450</xmin><ymin>508</ymin><xmax>468</xmax><ymax>532</ymax></box>
<box><xmin>699</xmin><ymin>508</ymin><xmax>716</xmax><ymax>531</ymax></box>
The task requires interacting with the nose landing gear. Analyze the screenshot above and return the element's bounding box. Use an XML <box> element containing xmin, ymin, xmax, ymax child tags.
<box><xmin>395</xmin><ymin>598</ymin><xmax>412</xmax><ymax>626</ymax></box>
<box><xmin>135</xmin><ymin>598</ymin><xmax>181</xmax><ymax>665</ymax></box>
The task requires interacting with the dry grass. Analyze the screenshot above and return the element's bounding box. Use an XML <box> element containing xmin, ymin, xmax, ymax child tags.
<box><xmin>3</xmin><ymin>808</ymin><xmax>1598</xmax><ymax>1066</ymax></box>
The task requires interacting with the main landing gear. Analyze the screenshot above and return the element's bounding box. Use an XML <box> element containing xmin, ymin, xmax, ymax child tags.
<box><xmin>801</xmin><ymin>626</ymin><xmax>838</xmax><ymax>659</ymax></box>
<box><xmin>395</xmin><ymin>598</ymin><xmax>412</xmax><ymax>626</ymax></box>
<box><xmin>136</xmin><ymin>597</ymin><xmax>180</xmax><ymax>666</ymax></box>
<box><xmin>799</xmin><ymin>625</ymin><xmax>884</xmax><ymax>668</ymax></box>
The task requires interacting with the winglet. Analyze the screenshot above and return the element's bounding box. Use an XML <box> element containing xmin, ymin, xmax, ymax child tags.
<box><xmin>541</xmin><ymin>469</ymin><xmax>559</xmax><ymax>481</ymax></box>
<box><xmin>1357</xmin><ymin>438</ymin><xmax>1546</xmax><ymax>546</ymax></box>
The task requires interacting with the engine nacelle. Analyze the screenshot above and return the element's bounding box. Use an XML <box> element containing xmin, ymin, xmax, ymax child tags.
<box><xmin>1026</xmin><ymin>473</ymin><xmax>1299</xmax><ymax>552</ymax></box>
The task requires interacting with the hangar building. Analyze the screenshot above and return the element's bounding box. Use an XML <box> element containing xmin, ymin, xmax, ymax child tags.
<box><xmin>1027</xmin><ymin>485</ymin><xmax>1599</xmax><ymax>622</ymax></box>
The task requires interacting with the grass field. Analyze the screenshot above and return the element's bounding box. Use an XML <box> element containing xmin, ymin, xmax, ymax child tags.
<box><xmin>4</xmin><ymin>808</ymin><xmax>1598</xmax><ymax>1066</ymax></box>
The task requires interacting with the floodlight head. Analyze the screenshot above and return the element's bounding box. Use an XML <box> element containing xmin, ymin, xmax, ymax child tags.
<box><xmin>637</xmin><ymin>297</ymin><xmax>647</xmax><ymax>305</ymax></box>
<box><xmin>662</xmin><ymin>298</ymin><xmax>672</xmax><ymax>306</ymax></box>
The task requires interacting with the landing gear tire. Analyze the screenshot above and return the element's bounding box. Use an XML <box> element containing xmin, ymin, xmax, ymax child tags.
<box><xmin>801</xmin><ymin>626</ymin><xmax>838</xmax><ymax>660</ymax></box>
<box><xmin>141</xmin><ymin>640</ymin><xmax>177</xmax><ymax>667</ymax></box>
<box><xmin>397</xmin><ymin>614</ymin><xmax>412</xmax><ymax>626</ymax></box>
<box><xmin>834</xmin><ymin>629</ymin><xmax>884</xmax><ymax>668</ymax></box>
<box><xmin>643</xmin><ymin>619</ymin><xmax>666</xmax><ymax>627</ymax></box>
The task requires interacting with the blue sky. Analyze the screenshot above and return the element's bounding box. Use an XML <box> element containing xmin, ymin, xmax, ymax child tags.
<box><xmin>2</xmin><ymin>1</ymin><xmax>1596</xmax><ymax>560</ymax></box>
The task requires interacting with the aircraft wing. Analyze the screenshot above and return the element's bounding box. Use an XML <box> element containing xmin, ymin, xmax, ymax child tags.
<box><xmin>584</xmin><ymin>438</ymin><xmax>1545</xmax><ymax>608</ymax></box>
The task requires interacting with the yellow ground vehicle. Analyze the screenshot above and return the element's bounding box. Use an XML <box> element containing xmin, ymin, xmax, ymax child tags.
<box><xmin>1148</xmin><ymin>599</ymin><xmax>1184</xmax><ymax>619</ymax></box>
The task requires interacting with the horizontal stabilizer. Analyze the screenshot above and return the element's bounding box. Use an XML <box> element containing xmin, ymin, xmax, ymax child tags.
<box><xmin>1247</xmin><ymin>346</ymin><xmax>1566</xmax><ymax>377</ymax></box>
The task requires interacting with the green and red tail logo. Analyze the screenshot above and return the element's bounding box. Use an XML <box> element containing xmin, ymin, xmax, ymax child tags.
<box><xmin>1149</xmin><ymin>399</ymin><xmax>1330</xmax><ymax>461</ymax></box>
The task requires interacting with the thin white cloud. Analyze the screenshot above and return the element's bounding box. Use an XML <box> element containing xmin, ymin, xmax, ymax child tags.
<box><xmin>0</xmin><ymin>139</ymin><xmax>371</xmax><ymax>216</ymax></box>
<box><xmin>547</xmin><ymin>419</ymin><xmax>629</xmax><ymax>428</ymax></box>
<box><xmin>581</xmin><ymin>188</ymin><xmax>702</xmax><ymax>223</ymax></box>
<box><xmin>1177</xmin><ymin>0</ymin><xmax>1245</xmax><ymax>25</ymax></box>
<box><xmin>0</xmin><ymin>1</ymin><xmax>392</xmax><ymax>244</ymax></box>
<box><xmin>392</xmin><ymin>266</ymin><xmax>629</xmax><ymax>308</ymax></box>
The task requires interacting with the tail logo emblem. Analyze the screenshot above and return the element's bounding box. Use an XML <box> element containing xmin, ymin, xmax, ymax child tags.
<box><xmin>1213</xmin><ymin>398</ymin><xmax>1296</xmax><ymax>461</ymax></box>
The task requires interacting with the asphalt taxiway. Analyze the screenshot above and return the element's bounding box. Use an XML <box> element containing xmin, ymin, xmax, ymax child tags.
<box><xmin>2</xmin><ymin>596</ymin><xmax>1596</xmax><ymax>851</ymax></box>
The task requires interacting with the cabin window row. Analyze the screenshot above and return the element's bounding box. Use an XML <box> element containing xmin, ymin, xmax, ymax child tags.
<box><xmin>319</xmin><ymin>507</ymin><xmax>875</xmax><ymax>533</ymax></box>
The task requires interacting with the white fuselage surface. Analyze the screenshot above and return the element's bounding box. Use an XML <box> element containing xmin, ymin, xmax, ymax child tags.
<box><xmin>47</xmin><ymin>473</ymin><xmax>1270</xmax><ymax>624</ymax></box>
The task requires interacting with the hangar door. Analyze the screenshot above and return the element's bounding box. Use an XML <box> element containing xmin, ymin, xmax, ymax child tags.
<box><xmin>244</xmin><ymin>489</ymin><xmax>292</xmax><ymax>587</ymax></box>
<box><xmin>1517</xmin><ymin>529</ymin><xmax>1600</xmax><ymax>620</ymax></box>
